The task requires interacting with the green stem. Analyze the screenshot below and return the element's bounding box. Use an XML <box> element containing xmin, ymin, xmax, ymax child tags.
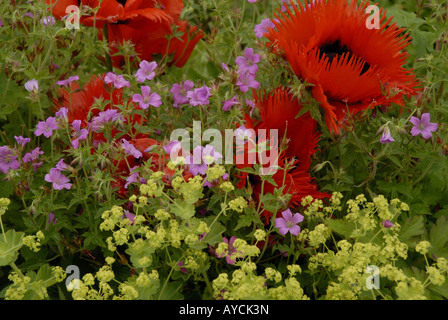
<box><xmin>201</xmin><ymin>270</ymin><xmax>213</xmax><ymax>298</ymax></box>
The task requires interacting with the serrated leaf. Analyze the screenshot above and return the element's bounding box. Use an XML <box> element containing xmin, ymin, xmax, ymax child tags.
<box><xmin>325</xmin><ymin>218</ymin><xmax>356</xmax><ymax>239</ymax></box>
<box><xmin>169</xmin><ymin>200</ymin><xmax>195</xmax><ymax>220</ymax></box>
<box><xmin>429</xmin><ymin>216</ymin><xmax>448</xmax><ymax>259</ymax></box>
<box><xmin>157</xmin><ymin>280</ymin><xmax>184</xmax><ymax>300</ymax></box>
<box><xmin>0</xmin><ymin>229</ymin><xmax>24</xmax><ymax>266</ymax></box>
<box><xmin>398</xmin><ymin>215</ymin><xmax>425</xmax><ymax>245</ymax></box>
<box><xmin>201</xmin><ymin>216</ymin><xmax>226</xmax><ymax>246</ymax></box>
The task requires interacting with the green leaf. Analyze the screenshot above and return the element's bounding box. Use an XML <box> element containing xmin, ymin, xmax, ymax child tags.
<box><xmin>157</xmin><ymin>280</ymin><xmax>184</xmax><ymax>300</ymax></box>
<box><xmin>0</xmin><ymin>229</ymin><xmax>24</xmax><ymax>266</ymax></box>
<box><xmin>82</xmin><ymin>231</ymin><xmax>106</xmax><ymax>250</ymax></box>
<box><xmin>201</xmin><ymin>216</ymin><xmax>226</xmax><ymax>246</ymax></box>
<box><xmin>429</xmin><ymin>216</ymin><xmax>448</xmax><ymax>259</ymax></box>
<box><xmin>325</xmin><ymin>218</ymin><xmax>356</xmax><ymax>239</ymax></box>
<box><xmin>234</xmin><ymin>209</ymin><xmax>262</xmax><ymax>231</ymax></box>
<box><xmin>169</xmin><ymin>200</ymin><xmax>195</xmax><ymax>220</ymax></box>
<box><xmin>398</xmin><ymin>215</ymin><xmax>425</xmax><ymax>246</ymax></box>
<box><xmin>428</xmin><ymin>279</ymin><xmax>448</xmax><ymax>299</ymax></box>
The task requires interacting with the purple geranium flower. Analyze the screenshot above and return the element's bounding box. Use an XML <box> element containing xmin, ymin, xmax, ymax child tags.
<box><xmin>381</xmin><ymin>220</ymin><xmax>395</xmax><ymax>228</ymax></box>
<box><xmin>215</xmin><ymin>236</ymin><xmax>242</xmax><ymax>265</ymax></box>
<box><xmin>71</xmin><ymin>120</ymin><xmax>89</xmax><ymax>149</ymax></box>
<box><xmin>234</xmin><ymin>125</ymin><xmax>254</xmax><ymax>146</ymax></box>
<box><xmin>55</xmin><ymin>158</ymin><xmax>69</xmax><ymax>171</ymax></box>
<box><xmin>163</xmin><ymin>140</ymin><xmax>183</xmax><ymax>160</ymax></box>
<box><xmin>132</xmin><ymin>86</ymin><xmax>162</xmax><ymax>109</ymax></box>
<box><xmin>104</xmin><ymin>72</ymin><xmax>130</xmax><ymax>89</ymax></box>
<box><xmin>40</xmin><ymin>16</ymin><xmax>56</xmax><ymax>26</ymax></box>
<box><xmin>35</xmin><ymin>117</ymin><xmax>59</xmax><ymax>138</ymax></box>
<box><xmin>170</xmin><ymin>80</ymin><xmax>194</xmax><ymax>108</ymax></box>
<box><xmin>275</xmin><ymin>209</ymin><xmax>304</xmax><ymax>236</ymax></box>
<box><xmin>202</xmin><ymin>145</ymin><xmax>223</xmax><ymax>165</ymax></box>
<box><xmin>187</xmin><ymin>85</ymin><xmax>212</xmax><ymax>106</ymax></box>
<box><xmin>254</xmin><ymin>18</ymin><xmax>276</xmax><ymax>38</ymax></box>
<box><xmin>0</xmin><ymin>146</ymin><xmax>20</xmax><ymax>174</ymax></box>
<box><xmin>236</xmin><ymin>71</ymin><xmax>260</xmax><ymax>93</ymax></box>
<box><xmin>56</xmin><ymin>75</ymin><xmax>79</xmax><ymax>87</ymax></box>
<box><xmin>55</xmin><ymin>107</ymin><xmax>68</xmax><ymax>121</ymax></box>
<box><xmin>14</xmin><ymin>136</ymin><xmax>31</xmax><ymax>148</ymax></box>
<box><xmin>25</xmin><ymin>79</ymin><xmax>38</xmax><ymax>92</ymax></box>
<box><xmin>177</xmin><ymin>261</ymin><xmax>189</xmax><ymax>274</ymax></box>
<box><xmin>22</xmin><ymin>147</ymin><xmax>44</xmax><ymax>164</ymax></box>
<box><xmin>122</xmin><ymin>210</ymin><xmax>136</xmax><ymax>225</ymax></box>
<box><xmin>222</xmin><ymin>95</ymin><xmax>240</xmax><ymax>111</ymax></box>
<box><xmin>186</xmin><ymin>146</ymin><xmax>208</xmax><ymax>176</ymax></box>
<box><xmin>45</xmin><ymin>168</ymin><xmax>72</xmax><ymax>190</ymax></box>
<box><xmin>48</xmin><ymin>212</ymin><xmax>58</xmax><ymax>226</ymax></box>
<box><xmin>124</xmin><ymin>166</ymin><xmax>145</xmax><ymax>189</ymax></box>
<box><xmin>135</xmin><ymin>60</ymin><xmax>157</xmax><ymax>83</ymax></box>
<box><xmin>410</xmin><ymin>113</ymin><xmax>438</xmax><ymax>139</ymax></box>
<box><xmin>121</xmin><ymin>139</ymin><xmax>143</xmax><ymax>159</ymax></box>
<box><xmin>380</xmin><ymin>127</ymin><xmax>395</xmax><ymax>144</ymax></box>
<box><xmin>91</xmin><ymin>109</ymin><xmax>123</xmax><ymax>132</ymax></box>
<box><xmin>246</xmin><ymin>99</ymin><xmax>256</xmax><ymax>116</ymax></box>
<box><xmin>235</xmin><ymin>47</ymin><xmax>261</xmax><ymax>75</ymax></box>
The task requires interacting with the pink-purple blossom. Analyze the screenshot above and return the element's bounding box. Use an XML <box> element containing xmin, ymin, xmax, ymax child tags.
<box><xmin>71</xmin><ymin>120</ymin><xmax>89</xmax><ymax>149</ymax></box>
<box><xmin>381</xmin><ymin>220</ymin><xmax>395</xmax><ymax>228</ymax></box>
<box><xmin>132</xmin><ymin>86</ymin><xmax>162</xmax><ymax>109</ymax></box>
<box><xmin>135</xmin><ymin>60</ymin><xmax>157</xmax><ymax>83</ymax></box>
<box><xmin>186</xmin><ymin>145</ymin><xmax>222</xmax><ymax>176</ymax></box>
<box><xmin>45</xmin><ymin>168</ymin><xmax>72</xmax><ymax>190</ymax></box>
<box><xmin>48</xmin><ymin>212</ymin><xmax>58</xmax><ymax>226</ymax></box>
<box><xmin>275</xmin><ymin>209</ymin><xmax>304</xmax><ymax>236</ymax></box>
<box><xmin>254</xmin><ymin>18</ymin><xmax>276</xmax><ymax>38</ymax></box>
<box><xmin>236</xmin><ymin>71</ymin><xmax>260</xmax><ymax>93</ymax></box>
<box><xmin>35</xmin><ymin>117</ymin><xmax>59</xmax><ymax>138</ymax></box>
<box><xmin>104</xmin><ymin>72</ymin><xmax>130</xmax><ymax>89</ymax></box>
<box><xmin>124</xmin><ymin>166</ymin><xmax>145</xmax><ymax>189</ymax></box>
<box><xmin>380</xmin><ymin>127</ymin><xmax>395</xmax><ymax>144</ymax></box>
<box><xmin>409</xmin><ymin>113</ymin><xmax>438</xmax><ymax>139</ymax></box>
<box><xmin>0</xmin><ymin>146</ymin><xmax>20</xmax><ymax>173</ymax></box>
<box><xmin>222</xmin><ymin>95</ymin><xmax>240</xmax><ymax>111</ymax></box>
<box><xmin>14</xmin><ymin>136</ymin><xmax>30</xmax><ymax>148</ymax></box>
<box><xmin>235</xmin><ymin>47</ymin><xmax>261</xmax><ymax>75</ymax></box>
<box><xmin>121</xmin><ymin>139</ymin><xmax>143</xmax><ymax>159</ymax></box>
<box><xmin>55</xmin><ymin>158</ymin><xmax>69</xmax><ymax>171</ymax></box>
<box><xmin>55</xmin><ymin>107</ymin><xmax>68</xmax><ymax>121</ymax></box>
<box><xmin>56</xmin><ymin>75</ymin><xmax>79</xmax><ymax>87</ymax></box>
<box><xmin>186</xmin><ymin>146</ymin><xmax>208</xmax><ymax>176</ymax></box>
<box><xmin>23</xmin><ymin>147</ymin><xmax>44</xmax><ymax>171</ymax></box>
<box><xmin>91</xmin><ymin>109</ymin><xmax>123</xmax><ymax>132</ymax></box>
<box><xmin>23</xmin><ymin>147</ymin><xmax>44</xmax><ymax>164</ymax></box>
<box><xmin>187</xmin><ymin>85</ymin><xmax>212</xmax><ymax>106</ymax></box>
<box><xmin>170</xmin><ymin>80</ymin><xmax>194</xmax><ymax>108</ymax></box>
<box><xmin>215</xmin><ymin>236</ymin><xmax>241</xmax><ymax>265</ymax></box>
<box><xmin>163</xmin><ymin>140</ymin><xmax>183</xmax><ymax>160</ymax></box>
<box><xmin>40</xmin><ymin>16</ymin><xmax>56</xmax><ymax>26</ymax></box>
<box><xmin>25</xmin><ymin>79</ymin><xmax>38</xmax><ymax>92</ymax></box>
<box><xmin>123</xmin><ymin>210</ymin><xmax>136</xmax><ymax>225</ymax></box>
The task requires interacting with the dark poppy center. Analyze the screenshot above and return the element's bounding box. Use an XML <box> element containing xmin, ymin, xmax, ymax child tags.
<box><xmin>116</xmin><ymin>0</ymin><xmax>127</xmax><ymax>5</ymax></box>
<box><xmin>318</xmin><ymin>40</ymin><xmax>371</xmax><ymax>75</ymax></box>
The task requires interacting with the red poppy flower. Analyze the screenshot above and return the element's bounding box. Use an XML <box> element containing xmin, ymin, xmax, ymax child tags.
<box><xmin>265</xmin><ymin>0</ymin><xmax>421</xmax><ymax>134</ymax></box>
<box><xmin>235</xmin><ymin>87</ymin><xmax>329</xmax><ymax>223</ymax></box>
<box><xmin>106</xmin><ymin>1</ymin><xmax>203</xmax><ymax>68</ymax></box>
<box><xmin>44</xmin><ymin>0</ymin><xmax>202</xmax><ymax>68</ymax></box>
